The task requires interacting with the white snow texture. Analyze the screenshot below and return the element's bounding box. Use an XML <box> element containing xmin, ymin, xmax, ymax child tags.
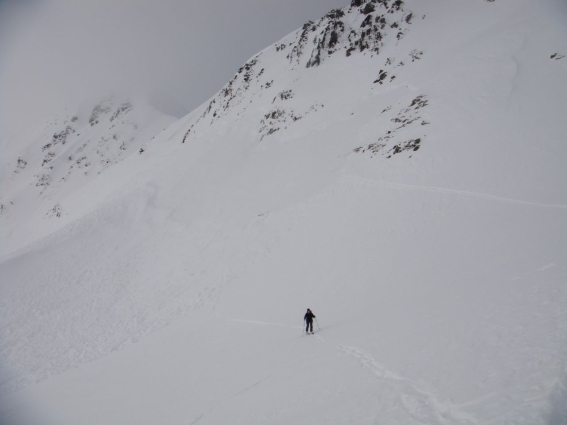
<box><xmin>1</xmin><ymin>0</ymin><xmax>567</xmax><ymax>424</ymax></box>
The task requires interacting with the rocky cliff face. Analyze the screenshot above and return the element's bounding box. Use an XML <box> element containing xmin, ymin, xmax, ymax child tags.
<box><xmin>182</xmin><ymin>0</ymin><xmax>423</xmax><ymax>147</ymax></box>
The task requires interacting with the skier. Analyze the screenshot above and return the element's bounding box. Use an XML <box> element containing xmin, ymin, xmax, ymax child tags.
<box><xmin>304</xmin><ymin>308</ymin><xmax>316</xmax><ymax>334</ymax></box>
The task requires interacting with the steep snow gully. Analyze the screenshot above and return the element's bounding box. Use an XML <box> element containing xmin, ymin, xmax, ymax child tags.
<box><xmin>1</xmin><ymin>0</ymin><xmax>567</xmax><ymax>424</ymax></box>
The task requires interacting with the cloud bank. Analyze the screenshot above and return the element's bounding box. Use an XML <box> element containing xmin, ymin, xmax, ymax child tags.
<box><xmin>0</xmin><ymin>0</ymin><xmax>347</xmax><ymax>139</ymax></box>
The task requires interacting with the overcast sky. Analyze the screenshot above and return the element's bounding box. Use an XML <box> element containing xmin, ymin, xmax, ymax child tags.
<box><xmin>0</xmin><ymin>0</ymin><xmax>347</xmax><ymax>139</ymax></box>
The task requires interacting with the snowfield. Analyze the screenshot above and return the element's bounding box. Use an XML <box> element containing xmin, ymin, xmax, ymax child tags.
<box><xmin>1</xmin><ymin>0</ymin><xmax>567</xmax><ymax>424</ymax></box>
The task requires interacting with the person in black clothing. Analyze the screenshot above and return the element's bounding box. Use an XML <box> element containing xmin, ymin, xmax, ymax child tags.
<box><xmin>304</xmin><ymin>308</ymin><xmax>316</xmax><ymax>334</ymax></box>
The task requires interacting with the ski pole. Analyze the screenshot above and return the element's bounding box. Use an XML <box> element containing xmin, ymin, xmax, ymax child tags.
<box><xmin>315</xmin><ymin>318</ymin><xmax>320</xmax><ymax>330</ymax></box>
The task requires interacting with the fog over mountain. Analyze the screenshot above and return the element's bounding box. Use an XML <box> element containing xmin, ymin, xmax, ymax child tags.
<box><xmin>0</xmin><ymin>0</ymin><xmax>346</xmax><ymax>140</ymax></box>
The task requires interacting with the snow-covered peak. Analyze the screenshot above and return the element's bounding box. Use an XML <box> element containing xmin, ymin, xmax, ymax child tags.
<box><xmin>0</xmin><ymin>95</ymin><xmax>176</xmax><ymax>253</ymax></box>
<box><xmin>182</xmin><ymin>0</ymin><xmax>416</xmax><ymax>143</ymax></box>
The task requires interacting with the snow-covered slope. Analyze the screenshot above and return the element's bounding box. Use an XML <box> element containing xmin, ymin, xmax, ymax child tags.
<box><xmin>0</xmin><ymin>95</ymin><xmax>177</xmax><ymax>254</ymax></box>
<box><xmin>2</xmin><ymin>0</ymin><xmax>567</xmax><ymax>424</ymax></box>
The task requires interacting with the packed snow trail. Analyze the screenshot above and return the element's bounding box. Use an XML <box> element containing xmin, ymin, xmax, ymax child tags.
<box><xmin>338</xmin><ymin>345</ymin><xmax>478</xmax><ymax>425</ymax></box>
<box><xmin>342</xmin><ymin>175</ymin><xmax>567</xmax><ymax>209</ymax></box>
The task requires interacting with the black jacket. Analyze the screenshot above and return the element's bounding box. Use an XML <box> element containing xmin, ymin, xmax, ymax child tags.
<box><xmin>304</xmin><ymin>312</ymin><xmax>316</xmax><ymax>322</ymax></box>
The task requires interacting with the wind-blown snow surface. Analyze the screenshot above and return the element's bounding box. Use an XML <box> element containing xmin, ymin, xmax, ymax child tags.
<box><xmin>2</xmin><ymin>0</ymin><xmax>567</xmax><ymax>424</ymax></box>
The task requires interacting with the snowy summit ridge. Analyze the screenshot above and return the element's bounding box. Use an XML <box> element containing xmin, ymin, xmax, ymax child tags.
<box><xmin>1</xmin><ymin>1</ymin><xmax>567</xmax><ymax>424</ymax></box>
<box><xmin>183</xmin><ymin>0</ymin><xmax>421</xmax><ymax>146</ymax></box>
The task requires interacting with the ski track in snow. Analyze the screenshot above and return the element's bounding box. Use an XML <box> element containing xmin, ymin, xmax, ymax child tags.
<box><xmin>342</xmin><ymin>175</ymin><xmax>567</xmax><ymax>209</ymax></box>
<box><xmin>227</xmin><ymin>318</ymin><xmax>295</xmax><ymax>329</ymax></box>
<box><xmin>510</xmin><ymin>260</ymin><xmax>563</xmax><ymax>281</ymax></box>
<box><xmin>311</xmin><ymin>334</ymin><xmax>324</xmax><ymax>344</ymax></box>
<box><xmin>299</xmin><ymin>330</ymin><xmax>477</xmax><ymax>424</ymax></box>
<box><xmin>338</xmin><ymin>345</ymin><xmax>478</xmax><ymax>425</ymax></box>
<box><xmin>189</xmin><ymin>374</ymin><xmax>275</xmax><ymax>425</ymax></box>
